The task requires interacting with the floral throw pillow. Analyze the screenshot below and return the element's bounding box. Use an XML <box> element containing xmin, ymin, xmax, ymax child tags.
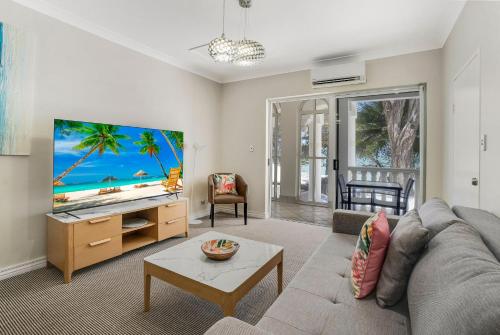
<box><xmin>351</xmin><ymin>211</ymin><xmax>390</xmax><ymax>299</ymax></box>
<box><xmin>214</xmin><ymin>174</ymin><xmax>238</xmax><ymax>195</ymax></box>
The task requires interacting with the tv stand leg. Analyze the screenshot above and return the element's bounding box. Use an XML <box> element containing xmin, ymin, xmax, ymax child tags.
<box><xmin>64</xmin><ymin>270</ymin><xmax>73</xmax><ymax>283</ymax></box>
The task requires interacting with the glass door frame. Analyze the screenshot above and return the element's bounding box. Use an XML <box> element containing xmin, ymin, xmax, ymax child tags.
<box><xmin>296</xmin><ymin>99</ymin><xmax>330</xmax><ymax>207</ymax></box>
<box><xmin>271</xmin><ymin>103</ymin><xmax>281</xmax><ymax>200</ymax></box>
<box><xmin>266</xmin><ymin>93</ymin><xmax>337</xmax><ymax>218</ymax></box>
<box><xmin>265</xmin><ymin>86</ymin><xmax>426</xmax><ymax>218</ymax></box>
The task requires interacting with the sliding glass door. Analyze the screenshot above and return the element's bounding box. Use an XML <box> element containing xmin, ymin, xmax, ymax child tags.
<box><xmin>298</xmin><ymin>99</ymin><xmax>329</xmax><ymax>205</ymax></box>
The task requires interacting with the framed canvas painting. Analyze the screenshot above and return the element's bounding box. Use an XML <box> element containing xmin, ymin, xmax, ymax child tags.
<box><xmin>0</xmin><ymin>21</ymin><xmax>34</xmax><ymax>156</ymax></box>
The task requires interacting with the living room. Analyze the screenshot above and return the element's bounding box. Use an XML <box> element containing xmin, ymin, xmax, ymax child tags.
<box><xmin>1</xmin><ymin>0</ymin><xmax>499</xmax><ymax>334</ymax></box>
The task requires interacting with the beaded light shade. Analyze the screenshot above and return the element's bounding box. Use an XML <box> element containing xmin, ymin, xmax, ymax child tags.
<box><xmin>208</xmin><ymin>34</ymin><xmax>237</xmax><ymax>63</ymax></box>
<box><xmin>233</xmin><ymin>39</ymin><xmax>265</xmax><ymax>66</ymax></box>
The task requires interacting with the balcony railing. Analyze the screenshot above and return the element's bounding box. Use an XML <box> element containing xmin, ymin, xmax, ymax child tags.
<box><xmin>346</xmin><ymin>166</ymin><xmax>420</xmax><ymax>210</ymax></box>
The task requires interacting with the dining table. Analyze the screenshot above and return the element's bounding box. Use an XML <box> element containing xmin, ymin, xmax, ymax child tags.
<box><xmin>346</xmin><ymin>179</ymin><xmax>403</xmax><ymax>214</ymax></box>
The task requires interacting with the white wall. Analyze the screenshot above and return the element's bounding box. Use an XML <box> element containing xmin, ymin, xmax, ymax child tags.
<box><xmin>0</xmin><ymin>0</ymin><xmax>222</xmax><ymax>268</ymax></box>
<box><xmin>276</xmin><ymin>101</ymin><xmax>298</xmax><ymax>198</ymax></box>
<box><xmin>442</xmin><ymin>2</ymin><xmax>500</xmax><ymax>216</ymax></box>
<box><xmin>220</xmin><ymin>49</ymin><xmax>443</xmax><ymax>217</ymax></box>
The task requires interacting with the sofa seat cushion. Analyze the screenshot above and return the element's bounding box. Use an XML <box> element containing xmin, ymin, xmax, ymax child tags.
<box><xmin>256</xmin><ymin>233</ymin><xmax>410</xmax><ymax>335</ymax></box>
<box><xmin>418</xmin><ymin>198</ymin><xmax>463</xmax><ymax>238</ymax></box>
<box><xmin>408</xmin><ymin>222</ymin><xmax>500</xmax><ymax>335</ymax></box>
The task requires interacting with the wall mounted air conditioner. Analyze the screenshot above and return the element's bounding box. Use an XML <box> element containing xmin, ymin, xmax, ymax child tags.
<box><xmin>311</xmin><ymin>61</ymin><xmax>366</xmax><ymax>88</ymax></box>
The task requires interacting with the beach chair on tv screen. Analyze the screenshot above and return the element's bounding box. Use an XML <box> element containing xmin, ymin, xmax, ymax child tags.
<box><xmin>164</xmin><ymin>167</ymin><xmax>182</xmax><ymax>199</ymax></box>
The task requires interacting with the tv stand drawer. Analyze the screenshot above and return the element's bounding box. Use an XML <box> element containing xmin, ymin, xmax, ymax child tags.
<box><xmin>74</xmin><ymin>215</ymin><xmax>121</xmax><ymax>246</ymax></box>
<box><xmin>158</xmin><ymin>217</ymin><xmax>186</xmax><ymax>241</ymax></box>
<box><xmin>74</xmin><ymin>235</ymin><xmax>122</xmax><ymax>270</ymax></box>
<box><xmin>157</xmin><ymin>202</ymin><xmax>186</xmax><ymax>223</ymax></box>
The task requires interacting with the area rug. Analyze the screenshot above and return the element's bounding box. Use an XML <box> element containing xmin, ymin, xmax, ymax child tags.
<box><xmin>0</xmin><ymin>216</ymin><xmax>329</xmax><ymax>335</ymax></box>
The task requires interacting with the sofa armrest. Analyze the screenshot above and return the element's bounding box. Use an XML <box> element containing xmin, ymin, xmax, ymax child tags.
<box><xmin>204</xmin><ymin>317</ymin><xmax>271</xmax><ymax>335</ymax></box>
<box><xmin>333</xmin><ymin>209</ymin><xmax>400</xmax><ymax>235</ymax></box>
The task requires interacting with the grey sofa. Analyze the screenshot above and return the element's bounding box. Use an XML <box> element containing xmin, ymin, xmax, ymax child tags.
<box><xmin>205</xmin><ymin>200</ymin><xmax>500</xmax><ymax>335</ymax></box>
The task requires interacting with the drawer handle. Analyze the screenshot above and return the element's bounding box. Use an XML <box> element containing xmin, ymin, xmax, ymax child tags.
<box><xmin>166</xmin><ymin>218</ymin><xmax>184</xmax><ymax>224</ymax></box>
<box><xmin>89</xmin><ymin>217</ymin><xmax>112</xmax><ymax>224</ymax></box>
<box><xmin>89</xmin><ymin>238</ymin><xmax>112</xmax><ymax>247</ymax></box>
<box><xmin>165</xmin><ymin>204</ymin><xmax>179</xmax><ymax>208</ymax></box>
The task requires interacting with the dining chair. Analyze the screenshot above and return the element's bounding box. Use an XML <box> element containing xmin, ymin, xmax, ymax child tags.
<box><xmin>337</xmin><ymin>177</ymin><xmax>374</xmax><ymax>212</ymax></box>
<box><xmin>373</xmin><ymin>177</ymin><xmax>415</xmax><ymax>215</ymax></box>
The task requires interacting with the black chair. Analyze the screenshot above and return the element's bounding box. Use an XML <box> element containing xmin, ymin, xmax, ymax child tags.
<box><xmin>337</xmin><ymin>177</ymin><xmax>374</xmax><ymax>212</ymax></box>
<box><xmin>373</xmin><ymin>178</ymin><xmax>415</xmax><ymax>215</ymax></box>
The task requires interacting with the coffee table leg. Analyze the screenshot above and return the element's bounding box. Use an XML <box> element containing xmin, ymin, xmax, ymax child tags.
<box><xmin>222</xmin><ymin>299</ymin><xmax>235</xmax><ymax>317</ymax></box>
<box><xmin>277</xmin><ymin>254</ymin><xmax>283</xmax><ymax>295</ymax></box>
<box><xmin>144</xmin><ymin>271</ymin><xmax>151</xmax><ymax>312</ymax></box>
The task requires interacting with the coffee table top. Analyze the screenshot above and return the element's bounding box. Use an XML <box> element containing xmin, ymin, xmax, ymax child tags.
<box><xmin>144</xmin><ymin>231</ymin><xmax>283</xmax><ymax>293</ymax></box>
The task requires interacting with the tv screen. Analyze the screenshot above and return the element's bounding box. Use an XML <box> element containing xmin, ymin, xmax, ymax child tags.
<box><xmin>52</xmin><ymin>119</ymin><xmax>184</xmax><ymax>213</ymax></box>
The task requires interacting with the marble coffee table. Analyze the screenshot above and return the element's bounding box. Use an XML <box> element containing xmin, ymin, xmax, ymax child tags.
<box><xmin>143</xmin><ymin>231</ymin><xmax>284</xmax><ymax>316</ymax></box>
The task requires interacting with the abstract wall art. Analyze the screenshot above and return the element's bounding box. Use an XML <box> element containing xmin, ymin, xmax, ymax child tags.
<box><xmin>0</xmin><ymin>21</ymin><xmax>34</xmax><ymax>155</ymax></box>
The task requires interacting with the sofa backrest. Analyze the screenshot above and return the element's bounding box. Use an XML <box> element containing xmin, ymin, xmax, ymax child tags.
<box><xmin>453</xmin><ymin>206</ymin><xmax>500</xmax><ymax>261</ymax></box>
<box><xmin>417</xmin><ymin>198</ymin><xmax>464</xmax><ymax>239</ymax></box>
<box><xmin>407</xmin><ymin>222</ymin><xmax>500</xmax><ymax>335</ymax></box>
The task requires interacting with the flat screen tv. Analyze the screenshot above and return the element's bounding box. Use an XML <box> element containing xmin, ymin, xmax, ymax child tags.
<box><xmin>52</xmin><ymin>119</ymin><xmax>184</xmax><ymax>213</ymax></box>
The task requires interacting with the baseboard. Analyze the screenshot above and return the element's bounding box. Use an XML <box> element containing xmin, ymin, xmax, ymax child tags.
<box><xmin>0</xmin><ymin>256</ymin><xmax>47</xmax><ymax>281</ymax></box>
<box><xmin>189</xmin><ymin>210</ymin><xmax>209</xmax><ymax>221</ymax></box>
<box><xmin>216</xmin><ymin>206</ymin><xmax>266</xmax><ymax>219</ymax></box>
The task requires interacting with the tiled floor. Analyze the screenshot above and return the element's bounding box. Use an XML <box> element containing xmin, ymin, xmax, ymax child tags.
<box><xmin>271</xmin><ymin>200</ymin><xmax>333</xmax><ymax>227</ymax></box>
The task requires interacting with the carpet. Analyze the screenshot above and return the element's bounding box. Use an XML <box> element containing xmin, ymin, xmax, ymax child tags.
<box><xmin>0</xmin><ymin>216</ymin><xmax>330</xmax><ymax>335</ymax></box>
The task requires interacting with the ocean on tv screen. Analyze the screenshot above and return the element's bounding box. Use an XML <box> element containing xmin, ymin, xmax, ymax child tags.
<box><xmin>52</xmin><ymin>119</ymin><xmax>184</xmax><ymax>212</ymax></box>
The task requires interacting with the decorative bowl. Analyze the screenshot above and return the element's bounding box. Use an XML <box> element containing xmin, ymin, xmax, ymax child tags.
<box><xmin>201</xmin><ymin>239</ymin><xmax>240</xmax><ymax>261</ymax></box>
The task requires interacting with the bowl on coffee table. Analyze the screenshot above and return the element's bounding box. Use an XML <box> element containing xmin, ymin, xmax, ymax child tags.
<box><xmin>201</xmin><ymin>239</ymin><xmax>240</xmax><ymax>261</ymax></box>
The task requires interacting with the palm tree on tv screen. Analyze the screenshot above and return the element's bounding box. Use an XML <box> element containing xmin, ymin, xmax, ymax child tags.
<box><xmin>160</xmin><ymin>130</ymin><xmax>183</xmax><ymax>171</ymax></box>
<box><xmin>54</xmin><ymin>119</ymin><xmax>83</xmax><ymax>136</ymax></box>
<box><xmin>134</xmin><ymin>131</ymin><xmax>169</xmax><ymax>178</ymax></box>
<box><xmin>53</xmin><ymin>124</ymin><xmax>130</xmax><ymax>183</ymax></box>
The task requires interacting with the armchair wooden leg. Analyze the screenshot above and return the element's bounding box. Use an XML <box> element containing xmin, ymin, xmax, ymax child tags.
<box><xmin>244</xmin><ymin>203</ymin><xmax>248</xmax><ymax>225</ymax></box>
<box><xmin>210</xmin><ymin>204</ymin><xmax>215</xmax><ymax>227</ymax></box>
<box><xmin>235</xmin><ymin>203</ymin><xmax>238</xmax><ymax>218</ymax></box>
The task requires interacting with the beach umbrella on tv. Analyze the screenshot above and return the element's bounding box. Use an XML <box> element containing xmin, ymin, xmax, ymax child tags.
<box><xmin>134</xmin><ymin>170</ymin><xmax>148</xmax><ymax>182</ymax></box>
<box><xmin>102</xmin><ymin>176</ymin><xmax>118</xmax><ymax>184</ymax></box>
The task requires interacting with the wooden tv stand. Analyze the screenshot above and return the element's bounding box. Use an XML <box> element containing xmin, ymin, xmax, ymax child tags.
<box><xmin>46</xmin><ymin>197</ymin><xmax>189</xmax><ymax>283</ymax></box>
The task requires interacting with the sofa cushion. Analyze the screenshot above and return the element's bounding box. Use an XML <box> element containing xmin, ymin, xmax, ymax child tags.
<box><xmin>205</xmin><ymin>317</ymin><xmax>271</xmax><ymax>335</ymax></box>
<box><xmin>376</xmin><ymin>210</ymin><xmax>429</xmax><ymax>307</ymax></box>
<box><xmin>453</xmin><ymin>206</ymin><xmax>500</xmax><ymax>260</ymax></box>
<box><xmin>214</xmin><ymin>173</ymin><xmax>238</xmax><ymax>195</ymax></box>
<box><xmin>418</xmin><ymin>198</ymin><xmax>463</xmax><ymax>238</ymax></box>
<box><xmin>256</xmin><ymin>232</ymin><xmax>410</xmax><ymax>335</ymax></box>
<box><xmin>258</xmin><ymin>287</ymin><xmax>409</xmax><ymax>335</ymax></box>
<box><xmin>351</xmin><ymin>212</ymin><xmax>390</xmax><ymax>298</ymax></box>
<box><xmin>407</xmin><ymin>222</ymin><xmax>500</xmax><ymax>335</ymax></box>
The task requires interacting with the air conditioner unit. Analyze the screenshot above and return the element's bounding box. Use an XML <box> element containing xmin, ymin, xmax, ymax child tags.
<box><xmin>311</xmin><ymin>61</ymin><xmax>366</xmax><ymax>88</ymax></box>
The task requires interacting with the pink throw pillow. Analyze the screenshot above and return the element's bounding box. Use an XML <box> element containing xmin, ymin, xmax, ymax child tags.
<box><xmin>351</xmin><ymin>211</ymin><xmax>390</xmax><ymax>299</ymax></box>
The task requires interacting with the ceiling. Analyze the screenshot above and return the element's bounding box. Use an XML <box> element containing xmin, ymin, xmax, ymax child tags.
<box><xmin>15</xmin><ymin>0</ymin><xmax>465</xmax><ymax>83</ymax></box>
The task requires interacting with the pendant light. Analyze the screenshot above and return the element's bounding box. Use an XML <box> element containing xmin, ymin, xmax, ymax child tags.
<box><xmin>233</xmin><ymin>0</ymin><xmax>265</xmax><ymax>66</ymax></box>
<box><xmin>208</xmin><ymin>0</ymin><xmax>237</xmax><ymax>63</ymax></box>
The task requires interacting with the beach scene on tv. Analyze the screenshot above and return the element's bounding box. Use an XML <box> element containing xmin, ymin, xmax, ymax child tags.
<box><xmin>52</xmin><ymin>119</ymin><xmax>183</xmax><ymax>213</ymax></box>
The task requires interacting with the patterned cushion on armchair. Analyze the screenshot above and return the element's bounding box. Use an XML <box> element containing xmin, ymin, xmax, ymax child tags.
<box><xmin>214</xmin><ymin>173</ymin><xmax>238</xmax><ymax>195</ymax></box>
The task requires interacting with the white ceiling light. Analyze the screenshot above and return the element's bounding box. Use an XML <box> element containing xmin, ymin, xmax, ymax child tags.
<box><xmin>207</xmin><ymin>0</ymin><xmax>265</xmax><ymax>66</ymax></box>
<box><xmin>208</xmin><ymin>0</ymin><xmax>237</xmax><ymax>63</ymax></box>
<box><xmin>233</xmin><ymin>1</ymin><xmax>265</xmax><ymax>66</ymax></box>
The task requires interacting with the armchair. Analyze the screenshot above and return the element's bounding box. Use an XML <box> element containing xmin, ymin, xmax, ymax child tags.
<box><xmin>208</xmin><ymin>174</ymin><xmax>248</xmax><ymax>227</ymax></box>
